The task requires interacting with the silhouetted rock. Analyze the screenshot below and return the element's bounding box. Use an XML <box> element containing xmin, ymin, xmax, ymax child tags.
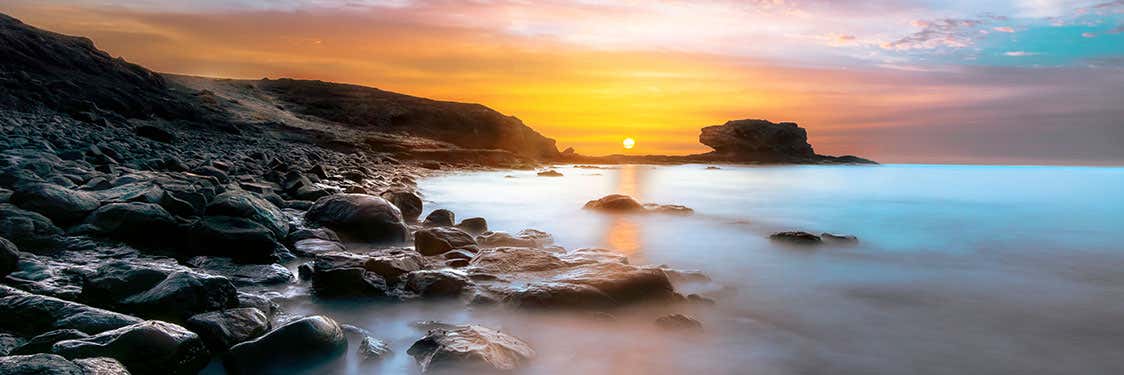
<box><xmin>821</xmin><ymin>233</ymin><xmax>859</xmax><ymax>244</ymax></box>
<box><xmin>699</xmin><ymin>119</ymin><xmax>814</xmax><ymax>162</ymax></box>
<box><xmin>223</xmin><ymin>316</ymin><xmax>347</xmax><ymax>374</ymax></box>
<box><xmin>305</xmin><ymin>194</ymin><xmax>409</xmax><ymax>243</ymax></box>
<box><xmin>407</xmin><ymin>324</ymin><xmax>534</xmax><ymax>373</ymax></box>
<box><xmin>537</xmin><ymin>169</ymin><xmax>563</xmax><ymax>177</ymax></box>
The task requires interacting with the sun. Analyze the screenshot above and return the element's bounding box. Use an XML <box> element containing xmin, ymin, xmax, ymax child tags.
<box><xmin>622</xmin><ymin>137</ymin><xmax>636</xmax><ymax>150</ymax></box>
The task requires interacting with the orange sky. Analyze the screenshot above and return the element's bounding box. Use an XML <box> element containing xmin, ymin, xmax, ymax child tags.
<box><xmin>3</xmin><ymin>1</ymin><xmax>1122</xmax><ymax>164</ymax></box>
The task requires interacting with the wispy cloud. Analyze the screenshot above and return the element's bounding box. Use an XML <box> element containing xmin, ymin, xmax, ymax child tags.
<box><xmin>1004</xmin><ymin>51</ymin><xmax>1040</xmax><ymax>57</ymax></box>
<box><xmin>993</xmin><ymin>26</ymin><xmax>1015</xmax><ymax>32</ymax></box>
<box><xmin>881</xmin><ymin>18</ymin><xmax>985</xmax><ymax>50</ymax></box>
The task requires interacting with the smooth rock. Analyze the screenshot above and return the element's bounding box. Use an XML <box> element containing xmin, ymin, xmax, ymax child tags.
<box><xmin>422</xmin><ymin>209</ymin><xmax>455</xmax><ymax>227</ymax></box>
<box><xmin>380</xmin><ymin>190</ymin><xmax>423</xmax><ymax>223</ymax></box>
<box><xmin>188</xmin><ymin>216</ymin><xmax>285</xmax><ymax>263</ymax></box>
<box><xmin>304</xmin><ymin>194</ymin><xmax>408</xmax><ymax>243</ymax></box>
<box><xmin>223</xmin><ymin>316</ymin><xmax>347</xmax><ymax>374</ymax></box>
<box><xmin>407</xmin><ymin>325</ymin><xmax>534</xmax><ymax>373</ymax></box>
<box><xmin>118</xmin><ymin>271</ymin><xmax>239</xmax><ymax>321</ymax></box>
<box><xmin>0</xmin><ymin>285</ymin><xmax>143</xmax><ymax>336</ymax></box>
<box><xmin>80</xmin><ymin>202</ymin><xmax>179</xmax><ymax>243</ymax></box>
<box><xmin>185</xmin><ymin>257</ymin><xmax>293</xmax><ymax>286</ymax></box>
<box><xmin>292</xmin><ymin>238</ymin><xmax>345</xmax><ymax>257</ymax></box>
<box><xmin>10</xmin><ymin>183</ymin><xmax>100</xmax><ymax>223</ymax></box>
<box><xmin>0</xmin><ymin>353</ymin><xmax>83</xmax><ymax>375</ymax></box>
<box><xmin>414</xmin><ymin>227</ymin><xmax>477</xmax><ymax>256</ymax></box>
<box><xmin>53</xmin><ymin>320</ymin><xmax>209</xmax><ymax>375</ymax></box>
<box><xmin>11</xmin><ymin>329</ymin><xmax>89</xmax><ymax>355</ymax></box>
<box><xmin>582</xmin><ymin>194</ymin><xmax>643</xmax><ymax>212</ymax></box>
<box><xmin>403</xmin><ymin>270</ymin><xmax>472</xmax><ymax>298</ymax></box>
<box><xmin>185</xmin><ymin>308</ymin><xmax>270</xmax><ymax>351</ymax></box>
<box><xmin>454</xmin><ymin>217</ymin><xmax>488</xmax><ymax>234</ymax></box>
<box><xmin>205</xmin><ymin>191</ymin><xmax>288</xmax><ymax>238</ymax></box>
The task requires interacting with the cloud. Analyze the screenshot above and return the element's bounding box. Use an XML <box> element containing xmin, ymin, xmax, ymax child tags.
<box><xmin>1111</xmin><ymin>24</ymin><xmax>1124</xmax><ymax>33</ymax></box>
<box><xmin>1004</xmin><ymin>51</ymin><xmax>1040</xmax><ymax>56</ymax></box>
<box><xmin>1082</xmin><ymin>32</ymin><xmax>1097</xmax><ymax>37</ymax></box>
<box><xmin>993</xmin><ymin>26</ymin><xmax>1015</xmax><ymax>32</ymax></box>
<box><xmin>881</xmin><ymin>18</ymin><xmax>984</xmax><ymax>50</ymax></box>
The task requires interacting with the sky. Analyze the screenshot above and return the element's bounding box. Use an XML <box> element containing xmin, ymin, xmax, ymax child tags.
<box><xmin>2</xmin><ymin>0</ymin><xmax>1123</xmax><ymax>164</ymax></box>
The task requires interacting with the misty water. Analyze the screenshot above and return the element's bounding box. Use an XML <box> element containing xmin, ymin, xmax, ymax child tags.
<box><xmin>278</xmin><ymin>164</ymin><xmax>1124</xmax><ymax>374</ymax></box>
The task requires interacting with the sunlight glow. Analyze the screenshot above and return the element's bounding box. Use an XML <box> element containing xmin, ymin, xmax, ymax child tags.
<box><xmin>622</xmin><ymin>137</ymin><xmax>636</xmax><ymax>150</ymax></box>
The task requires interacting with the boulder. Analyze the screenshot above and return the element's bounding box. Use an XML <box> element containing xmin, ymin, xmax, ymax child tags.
<box><xmin>358</xmin><ymin>336</ymin><xmax>391</xmax><ymax>362</ymax></box>
<box><xmin>1</xmin><ymin>333</ymin><xmax>24</xmax><ymax>356</ymax></box>
<box><xmin>455</xmin><ymin>217</ymin><xmax>488</xmax><ymax>234</ymax></box>
<box><xmin>0</xmin><ymin>353</ymin><xmax>84</xmax><ymax>375</ymax></box>
<box><xmin>80</xmin><ymin>260</ymin><xmax>179</xmax><ymax>307</ymax></box>
<box><xmin>698</xmin><ymin>119</ymin><xmax>815</xmax><ymax>162</ymax></box>
<box><xmin>422</xmin><ymin>209</ymin><xmax>455</xmax><ymax>227</ymax></box>
<box><xmin>1</xmin><ymin>236</ymin><xmax>19</xmax><ymax>277</ymax></box>
<box><xmin>10</xmin><ymin>183</ymin><xmax>100</xmax><ymax>223</ymax></box>
<box><xmin>407</xmin><ymin>324</ymin><xmax>534</xmax><ymax>373</ymax></box>
<box><xmin>768</xmin><ymin>231</ymin><xmax>822</xmax><ymax>245</ymax></box>
<box><xmin>73</xmin><ymin>357</ymin><xmax>130</xmax><ymax>375</ymax></box>
<box><xmin>536</xmin><ymin>170</ymin><xmax>563</xmax><ymax>177</ymax></box>
<box><xmin>118</xmin><ymin>271</ymin><xmax>239</xmax><ymax>321</ymax></box>
<box><xmin>0</xmin><ymin>285</ymin><xmax>143</xmax><ymax>336</ymax></box>
<box><xmin>184</xmin><ymin>257</ymin><xmax>293</xmax><ymax>286</ymax></box>
<box><xmin>223</xmin><ymin>316</ymin><xmax>347</xmax><ymax>374</ymax></box>
<box><xmin>362</xmin><ymin>252</ymin><xmax>427</xmax><ymax>284</ymax></box>
<box><xmin>414</xmin><ymin>227</ymin><xmax>476</xmax><ymax>256</ymax></box>
<box><xmin>52</xmin><ymin>320</ymin><xmax>210</xmax><ymax>375</ymax></box>
<box><xmin>380</xmin><ymin>190</ymin><xmax>423</xmax><ymax>223</ymax></box>
<box><xmin>190</xmin><ymin>166</ymin><xmax>229</xmax><ymax>184</ymax></box>
<box><xmin>654</xmin><ymin>314</ymin><xmax>703</xmax><ymax>332</ymax></box>
<box><xmin>185</xmin><ymin>308</ymin><xmax>270</xmax><ymax>351</ymax></box>
<box><xmin>11</xmin><ymin>329</ymin><xmax>89</xmax><ymax>355</ymax></box>
<box><xmin>402</xmin><ymin>270</ymin><xmax>472</xmax><ymax>298</ymax></box>
<box><xmin>292</xmin><ymin>238</ymin><xmax>346</xmax><ymax>257</ymax></box>
<box><xmin>287</xmin><ymin>228</ymin><xmax>340</xmax><ymax>243</ymax></box>
<box><xmin>205</xmin><ymin>191</ymin><xmax>289</xmax><ymax>238</ymax></box>
<box><xmin>582</xmin><ymin>194</ymin><xmax>643</xmax><ymax>212</ymax></box>
<box><xmin>310</xmin><ymin>253</ymin><xmax>391</xmax><ymax>298</ymax></box>
<box><xmin>79</xmin><ymin>202</ymin><xmax>179</xmax><ymax>243</ymax></box>
<box><xmin>304</xmin><ymin>194</ymin><xmax>408</xmax><ymax>243</ymax></box>
<box><xmin>821</xmin><ymin>233</ymin><xmax>859</xmax><ymax>244</ymax></box>
<box><xmin>0</xmin><ymin>204</ymin><xmax>64</xmax><ymax>250</ymax></box>
<box><xmin>188</xmin><ymin>216</ymin><xmax>286</xmax><ymax>263</ymax></box>
<box><xmin>477</xmin><ymin>230</ymin><xmax>552</xmax><ymax>248</ymax></box>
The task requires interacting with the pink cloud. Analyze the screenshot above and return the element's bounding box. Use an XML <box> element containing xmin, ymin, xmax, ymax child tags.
<box><xmin>993</xmin><ymin>26</ymin><xmax>1015</xmax><ymax>32</ymax></box>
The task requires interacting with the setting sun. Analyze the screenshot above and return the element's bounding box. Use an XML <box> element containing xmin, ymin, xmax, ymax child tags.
<box><xmin>622</xmin><ymin>137</ymin><xmax>636</xmax><ymax>150</ymax></box>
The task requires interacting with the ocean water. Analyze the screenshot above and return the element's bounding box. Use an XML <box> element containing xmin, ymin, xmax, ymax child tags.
<box><xmin>283</xmin><ymin>164</ymin><xmax>1124</xmax><ymax>374</ymax></box>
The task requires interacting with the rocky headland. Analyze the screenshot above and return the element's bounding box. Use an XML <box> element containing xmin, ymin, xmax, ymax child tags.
<box><xmin>0</xmin><ymin>12</ymin><xmax>863</xmax><ymax>374</ymax></box>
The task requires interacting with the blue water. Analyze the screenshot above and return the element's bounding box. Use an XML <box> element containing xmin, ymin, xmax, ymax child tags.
<box><xmin>408</xmin><ymin>164</ymin><xmax>1124</xmax><ymax>374</ymax></box>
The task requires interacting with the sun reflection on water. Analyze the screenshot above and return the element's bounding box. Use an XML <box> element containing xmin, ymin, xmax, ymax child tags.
<box><xmin>602</xmin><ymin>165</ymin><xmax>646</xmax><ymax>255</ymax></box>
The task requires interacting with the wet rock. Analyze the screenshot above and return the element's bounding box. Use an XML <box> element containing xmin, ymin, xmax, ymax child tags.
<box><xmin>78</xmin><ymin>202</ymin><xmax>179</xmax><ymax>244</ymax></box>
<box><xmin>0</xmin><ymin>285</ymin><xmax>143</xmax><ymax>336</ymax></box>
<box><xmin>304</xmin><ymin>194</ymin><xmax>409</xmax><ymax>243</ymax></box>
<box><xmin>205</xmin><ymin>191</ymin><xmax>289</xmax><ymax>238</ymax></box>
<box><xmin>80</xmin><ymin>260</ymin><xmax>179</xmax><ymax>307</ymax></box>
<box><xmin>235</xmin><ymin>293</ymin><xmax>279</xmax><ymax>320</ymax></box>
<box><xmin>73</xmin><ymin>357</ymin><xmax>130</xmax><ymax>375</ymax></box>
<box><xmin>134</xmin><ymin>125</ymin><xmax>175</xmax><ymax>143</ymax></box>
<box><xmin>10</xmin><ymin>183</ymin><xmax>100</xmax><ymax>223</ymax></box>
<box><xmin>118</xmin><ymin>271</ymin><xmax>239</xmax><ymax>321</ymax></box>
<box><xmin>0</xmin><ymin>333</ymin><xmax>25</xmax><ymax>356</ymax></box>
<box><xmin>403</xmin><ymin>270</ymin><xmax>472</xmax><ymax>298</ymax></box>
<box><xmin>52</xmin><ymin>320</ymin><xmax>210</xmax><ymax>375</ymax></box>
<box><xmin>582</xmin><ymin>194</ymin><xmax>643</xmax><ymax>212</ymax></box>
<box><xmin>468</xmin><ymin>247</ymin><xmax>679</xmax><ymax>309</ymax></box>
<box><xmin>455</xmin><ymin>217</ymin><xmax>488</xmax><ymax>234</ymax></box>
<box><xmin>654</xmin><ymin>314</ymin><xmax>703</xmax><ymax>332</ymax></box>
<box><xmin>287</xmin><ymin>228</ymin><xmax>340</xmax><ymax>243</ymax></box>
<box><xmin>185</xmin><ymin>257</ymin><xmax>293</xmax><ymax>286</ymax></box>
<box><xmin>442</xmin><ymin>249</ymin><xmax>475</xmax><ymax>261</ymax></box>
<box><xmin>358</xmin><ymin>336</ymin><xmax>391</xmax><ymax>362</ymax></box>
<box><xmin>310</xmin><ymin>253</ymin><xmax>391</xmax><ymax>298</ymax></box>
<box><xmin>477</xmin><ymin>229</ymin><xmax>553</xmax><ymax>249</ymax></box>
<box><xmin>537</xmin><ymin>170</ymin><xmax>563</xmax><ymax>177</ymax></box>
<box><xmin>0</xmin><ymin>204</ymin><xmax>64</xmax><ymax>250</ymax></box>
<box><xmin>768</xmin><ymin>231</ymin><xmax>822</xmax><ymax>245</ymax></box>
<box><xmin>380</xmin><ymin>190</ymin><xmax>423</xmax><ymax>223</ymax></box>
<box><xmin>185</xmin><ymin>308</ymin><xmax>270</xmax><ymax>352</ymax></box>
<box><xmin>414</xmin><ymin>227</ymin><xmax>477</xmax><ymax>256</ymax></box>
<box><xmin>643</xmin><ymin>203</ymin><xmax>695</xmax><ymax>215</ymax></box>
<box><xmin>292</xmin><ymin>238</ymin><xmax>345</xmax><ymax>257</ymax></box>
<box><xmin>699</xmin><ymin>119</ymin><xmax>815</xmax><ymax>162</ymax></box>
<box><xmin>0</xmin><ymin>353</ymin><xmax>84</xmax><ymax>375</ymax></box>
<box><xmin>1</xmin><ymin>236</ymin><xmax>19</xmax><ymax>277</ymax></box>
<box><xmin>223</xmin><ymin>315</ymin><xmax>347</xmax><ymax>374</ymax></box>
<box><xmin>188</xmin><ymin>216</ymin><xmax>286</xmax><ymax>263</ymax></box>
<box><xmin>821</xmin><ymin>233</ymin><xmax>859</xmax><ymax>244</ymax></box>
<box><xmin>190</xmin><ymin>165</ymin><xmax>229</xmax><ymax>184</ymax></box>
<box><xmin>407</xmin><ymin>324</ymin><xmax>534</xmax><ymax>373</ymax></box>
<box><xmin>362</xmin><ymin>252</ymin><xmax>427</xmax><ymax>284</ymax></box>
<box><xmin>422</xmin><ymin>209</ymin><xmax>455</xmax><ymax>227</ymax></box>
<box><xmin>11</xmin><ymin>329</ymin><xmax>89</xmax><ymax>355</ymax></box>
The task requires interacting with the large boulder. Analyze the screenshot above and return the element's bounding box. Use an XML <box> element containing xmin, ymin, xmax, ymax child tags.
<box><xmin>10</xmin><ymin>183</ymin><xmax>100</xmax><ymax>223</ymax></box>
<box><xmin>310</xmin><ymin>253</ymin><xmax>391</xmax><ymax>298</ymax></box>
<box><xmin>582</xmin><ymin>194</ymin><xmax>643</xmax><ymax>212</ymax></box>
<box><xmin>698</xmin><ymin>119</ymin><xmax>815</xmax><ymax>162</ymax></box>
<box><xmin>52</xmin><ymin>320</ymin><xmax>210</xmax><ymax>375</ymax></box>
<box><xmin>407</xmin><ymin>324</ymin><xmax>534</xmax><ymax>373</ymax></box>
<box><xmin>80</xmin><ymin>261</ymin><xmax>180</xmax><ymax>307</ymax></box>
<box><xmin>380</xmin><ymin>190</ymin><xmax>423</xmax><ymax>223</ymax></box>
<box><xmin>185</xmin><ymin>308</ymin><xmax>270</xmax><ymax>351</ymax></box>
<box><xmin>0</xmin><ymin>285</ymin><xmax>142</xmax><ymax>336</ymax></box>
<box><xmin>0</xmin><ymin>204</ymin><xmax>64</xmax><ymax>250</ymax></box>
<box><xmin>414</xmin><ymin>227</ymin><xmax>476</xmax><ymax>256</ymax></box>
<box><xmin>223</xmin><ymin>315</ymin><xmax>347</xmax><ymax>374</ymax></box>
<box><xmin>118</xmin><ymin>271</ymin><xmax>239</xmax><ymax>322</ymax></box>
<box><xmin>184</xmin><ymin>257</ymin><xmax>293</xmax><ymax>286</ymax></box>
<box><xmin>79</xmin><ymin>202</ymin><xmax>179</xmax><ymax>243</ymax></box>
<box><xmin>1</xmin><ymin>236</ymin><xmax>19</xmax><ymax>277</ymax></box>
<box><xmin>402</xmin><ymin>270</ymin><xmax>472</xmax><ymax>298</ymax></box>
<box><xmin>304</xmin><ymin>194</ymin><xmax>408</xmax><ymax>243</ymax></box>
<box><xmin>205</xmin><ymin>191</ymin><xmax>288</xmax><ymax>238</ymax></box>
<box><xmin>188</xmin><ymin>216</ymin><xmax>286</xmax><ymax>263</ymax></box>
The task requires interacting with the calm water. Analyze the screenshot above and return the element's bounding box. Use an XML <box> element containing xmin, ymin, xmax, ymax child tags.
<box><xmin>284</xmin><ymin>164</ymin><xmax>1124</xmax><ymax>374</ymax></box>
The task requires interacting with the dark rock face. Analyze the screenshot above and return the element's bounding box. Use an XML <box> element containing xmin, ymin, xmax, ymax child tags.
<box><xmin>72</xmin><ymin>357</ymin><xmax>130</xmax><ymax>375</ymax></box>
<box><xmin>223</xmin><ymin>315</ymin><xmax>347</xmax><ymax>374</ymax></box>
<box><xmin>821</xmin><ymin>233</ymin><xmax>859</xmax><ymax>244</ymax></box>
<box><xmin>699</xmin><ymin>119</ymin><xmax>814</xmax><ymax>162</ymax></box>
<box><xmin>305</xmin><ymin>194</ymin><xmax>408</xmax><ymax>243</ymax></box>
<box><xmin>310</xmin><ymin>253</ymin><xmax>392</xmax><ymax>298</ymax></box>
<box><xmin>583</xmin><ymin>194</ymin><xmax>644</xmax><ymax>212</ymax></box>
<box><xmin>79</xmin><ymin>202</ymin><xmax>179</xmax><ymax>243</ymax></box>
<box><xmin>414</xmin><ymin>227</ymin><xmax>476</xmax><ymax>256</ymax></box>
<box><xmin>117</xmin><ymin>271</ymin><xmax>239</xmax><ymax>321</ymax></box>
<box><xmin>185</xmin><ymin>308</ymin><xmax>270</xmax><ymax>351</ymax></box>
<box><xmin>292</xmin><ymin>238</ymin><xmax>346</xmax><ymax>257</ymax></box>
<box><xmin>422</xmin><ymin>209</ymin><xmax>455</xmax><ymax>227</ymax></box>
<box><xmin>184</xmin><ymin>256</ymin><xmax>293</xmax><ymax>286</ymax></box>
<box><xmin>10</xmin><ymin>183</ymin><xmax>100</xmax><ymax>223</ymax></box>
<box><xmin>380</xmin><ymin>190</ymin><xmax>423</xmax><ymax>223</ymax></box>
<box><xmin>0</xmin><ymin>285</ymin><xmax>142</xmax><ymax>336</ymax></box>
<box><xmin>768</xmin><ymin>231</ymin><xmax>823</xmax><ymax>245</ymax></box>
<box><xmin>0</xmin><ymin>204</ymin><xmax>64</xmax><ymax>250</ymax></box>
<box><xmin>256</xmin><ymin>78</ymin><xmax>559</xmax><ymax>160</ymax></box>
<box><xmin>1</xmin><ymin>236</ymin><xmax>19</xmax><ymax>277</ymax></box>
<box><xmin>205</xmin><ymin>191</ymin><xmax>289</xmax><ymax>238</ymax></box>
<box><xmin>407</xmin><ymin>324</ymin><xmax>534</xmax><ymax>373</ymax></box>
<box><xmin>134</xmin><ymin>125</ymin><xmax>175</xmax><ymax>143</ymax></box>
<box><xmin>11</xmin><ymin>329</ymin><xmax>89</xmax><ymax>355</ymax></box>
<box><xmin>188</xmin><ymin>216</ymin><xmax>286</xmax><ymax>263</ymax></box>
<box><xmin>52</xmin><ymin>320</ymin><xmax>210</xmax><ymax>375</ymax></box>
<box><xmin>0</xmin><ymin>353</ymin><xmax>84</xmax><ymax>375</ymax></box>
